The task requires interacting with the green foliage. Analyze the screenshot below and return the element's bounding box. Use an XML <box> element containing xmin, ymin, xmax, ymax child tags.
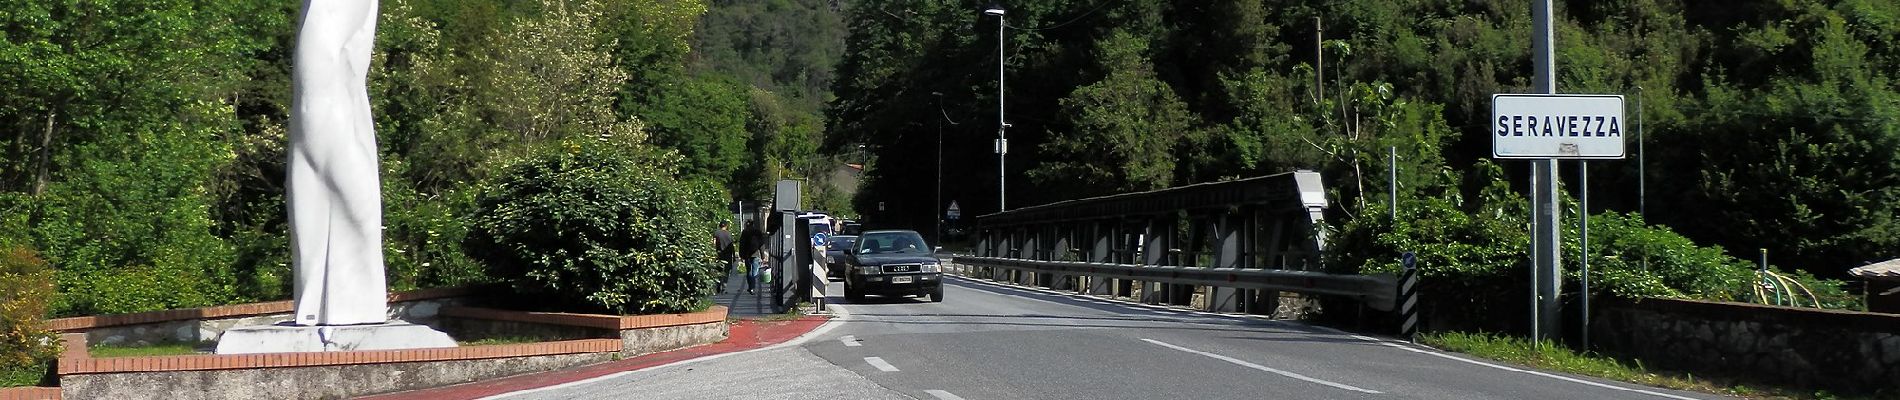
<box><xmin>1327</xmin><ymin>163</ymin><xmax>1531</xmax><ymax>330</ymax></box>
<box><xmin>1419</xmin><ymin>331</ymin><xmax>1749</xmax><ymax>397</ymax></box>
<box><xmin>30</xmin><ymin>106</ymin><xmax>240</xmax><ymax>315</ymax></box>
<box><xmin>1031</xmin><ymin>30</ymin><xmax>1195</xmax><ymax>196</ymax></box>
<box><xmin>467</xmin><ymin>139</ymin><xmax>726</xmax><ymax>314</ymax></box>
<box><xmin>0</xmin><ymin>245</ymin><xmax>58</xmax><ymax>383</ymax></box>
<box><xmin>695</xmin><ymin>0</ymin><xmax>846</xmax><ymax>113</ymax></box>
<box><xmin>630</xmin><ymin>74</ymin><xmax>751</xmax><ymax>184</ymax></box>
<box><xmin>1331</xmin><ymin>161</ymin><xmax>1856</xmax><ymax>332</ymax></box>
<box><xmin>381</xmin><ymin>176</ymin><xmax>488</xmax><ymax>292</ymax></box>
<box><xmin>0</xmin><ymin>362</ymin><xmax>47</xmax><ymax>388</ymax></box>
<box><xmin>0</xmin><ymin>0</ymin><xmax>249</xmax><ymax>315</ymax></box>
<box><xmin>88</xmin><ymin>342</ymin><xmax>202</xmax><ymax>358</ymax></box>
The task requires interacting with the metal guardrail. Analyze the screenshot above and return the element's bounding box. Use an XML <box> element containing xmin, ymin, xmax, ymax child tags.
<box><xmin>954</xmin><ymin>256</ymin><xmax>1397</xmax><ymax>311</ymax></box>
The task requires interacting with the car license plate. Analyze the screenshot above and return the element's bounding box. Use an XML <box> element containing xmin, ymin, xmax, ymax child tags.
<box><xmin>892</xmin><ymin>276</ymin><xmax>913</xmax><ymax>284</ymax></box>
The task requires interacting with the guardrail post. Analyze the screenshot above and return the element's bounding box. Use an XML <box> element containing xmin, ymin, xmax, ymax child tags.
<box><xmin>1399</xmin><ymin>252</ymin><xmax>1420</xmax><ymax>341</ymax></box>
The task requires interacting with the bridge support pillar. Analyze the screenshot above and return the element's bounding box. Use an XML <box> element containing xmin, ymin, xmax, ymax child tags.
<box><xmin>1086</xmin><ymin>222</ymin><xmax>1112</xmax><ymax>296</ymax></box>
<box><xmin>1207</xmin><ymin>213</ymin><xmax>1244</xmax><ymax>312</ymax></box>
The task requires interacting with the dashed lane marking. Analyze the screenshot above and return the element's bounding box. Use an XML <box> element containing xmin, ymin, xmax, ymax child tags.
<box><xmin>841</xmin><ymin>335</ymin><xmax>862</xmax><ymax>347</ymax></box>
<box><xmin>924</xmin><ymin>390</ymin><xmax>966</xmax><ymax>400</ymax></box>
<box><xmin>865</xmin><ymin>357</ymin><xmax>900</xmax><ymax>372</ymax></box>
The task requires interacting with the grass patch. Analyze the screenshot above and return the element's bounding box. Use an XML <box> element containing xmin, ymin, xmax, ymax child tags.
<box><xmin>1</xmin><ymin>362</ymin><xmax>49</xmax><ymax>387</ymax></box>
<box><xmin>458</xmin><ymin>336</ymin><xmax>544</xmax><ymax>346</ymax></box>
<box><xmin>1419</xmin><ymin>331</ymin><xmax>1863</xmax><ymax>400</ymax></box>
<box><xmin>89</xmin><ymin>342</ymin><xmax>203</xmax><ymax>358</ymax></box>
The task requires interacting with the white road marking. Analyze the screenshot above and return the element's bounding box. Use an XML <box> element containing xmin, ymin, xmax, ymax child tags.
<box><xmin>865</xmin><ymin>356</ymin><xmax>900</xmax><ymax>372</ymax></box>
<box><xmin>924</xmin><ymin>390</ymin><xmax>966</xmax><ymax>400</ymax></box>
<box><xmin>1349</xmin><ymin>336</ymin><xmax>1699</xmax><ymax>400</ymax></box>
<box><xmin>840</xmin><ymin>335</ymin><xmax>862</xmax><ymax>347</ymax></box>
<box><xmin>953</xmin><ymin>274</ymin><xmax>1702</xmax><ymax>399</ymax></box>
<box><xmin>1141</xmin><ymin>338</ymin><xmax>1381</xmax><ymax>394</ymax></box>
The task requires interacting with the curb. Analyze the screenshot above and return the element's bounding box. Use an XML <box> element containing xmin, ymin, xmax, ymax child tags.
<box><xmin>358</xmin><ymin>316</ymin><xmax>832</xmax><ymax>400</ymax></box>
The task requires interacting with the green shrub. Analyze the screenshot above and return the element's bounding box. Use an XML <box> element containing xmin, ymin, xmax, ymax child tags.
<box><xmin>1328</xmin><ymin>162</ymin><xmax>1856</xmax><ymax>332</ymax></box>
<box><xmin>467</xmin><ymin>139</ymin><xmax>725</xmax><ymax>314</ymax></box>
<box><xmin>383</xmin><ymin>171</ymin><xmax>490</xmax><ymax>292</ymax></box>
<box><xmin>0</xmin><ymin>245</ymin><xmax>58</xmax><ymax>385</ymax></box>
<box><xmin>25</xmin><ymin>125</ymin><xmax>238</xmax><ymax>316</ymax></box>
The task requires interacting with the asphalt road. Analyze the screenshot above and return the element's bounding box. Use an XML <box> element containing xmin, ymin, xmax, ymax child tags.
<box><xmin>496</xmin><ymin>276</ymin><xmax>1726</xmax><ymax>400</ymax></box>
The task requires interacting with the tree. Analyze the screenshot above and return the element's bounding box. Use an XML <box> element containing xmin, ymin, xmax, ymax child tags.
<box><xmin>1030</xmin><ymin>31</ymin><xmax>1195</xmax><ymax>197</ymax></box>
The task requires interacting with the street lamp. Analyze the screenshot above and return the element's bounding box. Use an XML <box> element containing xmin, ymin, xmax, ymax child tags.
<box><xmin>983</xmin><ymin>4</ymin><xmax>1007</xmax><ymax>212</ymax></box>
<box><xmin>933</xmin><ymin>92</ymin><xmax>961</xmax><ymax>245</ymax></box>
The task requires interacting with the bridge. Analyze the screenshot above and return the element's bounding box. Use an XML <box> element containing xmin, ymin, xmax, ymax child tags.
<box><xmin>962</xmin><ymin>170</ymin><xmax>1394</xmax><ymax>316</ymax></box>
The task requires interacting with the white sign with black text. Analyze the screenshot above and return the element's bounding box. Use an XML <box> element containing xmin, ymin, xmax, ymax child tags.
<box><xmin>1492</xmin><ymin>94</ymin><xmax>1626</xmax><ymax>159</ymax></box>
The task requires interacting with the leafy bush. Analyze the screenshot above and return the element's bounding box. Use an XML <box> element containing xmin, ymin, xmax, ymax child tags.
<box><xmin>25</xmin><ymin>117</ymin><xmax>239</xmax><ymax>316</ymax></box>
<box><xmin>467</xmin><ymin>139</ymin><xmax>725</xmax><ymax>314</ymax></box>
<box><xmin>382</xmin><ymin>171</ymin><xmax>490</xmax><ymax>292</ymax></box>
<box><xmin>0</xmin><ymin>245</ymin><xmax>58</xmax><ymax>386</ymax></box>
<box><xmin>1328</xmin><ymin>162</ymin><xmax>1856</xmax><ymax>332</ymax></box>
<box><xmin>1326</xmin><ymin>174</ymin><xmax>1532</xmax><ymax>332</ymax></box>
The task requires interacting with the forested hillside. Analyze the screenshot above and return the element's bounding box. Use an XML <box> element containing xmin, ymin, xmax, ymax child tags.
<box><xmin>829</xmin><ymin>0</ymin><xmax>1899</xmax><ymax>283</ymax></box>
<box><xmin>691</xmin><ymin>0</ymin><xmax>852</xmax><ymax>206</ymax></box>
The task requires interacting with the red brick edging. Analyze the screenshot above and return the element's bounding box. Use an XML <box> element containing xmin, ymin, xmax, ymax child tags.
<box><xmin>440</xmin><ymin>305</ymin><xmax>728</xmax><ymax>330</ymax></box>
<box><xmin>0</xmin><ymin>387</ymin><xmax>60</xmax><ymax>400</ymax></box>
<box><xmin>43</xmin><ymin>286</ymin><xmax>483</xmax><ymax>332</ymax></box>
<box><xmin>56</xmin><ymin>338</ymin><xmax>620</xmax><ymax>375</ymax></box>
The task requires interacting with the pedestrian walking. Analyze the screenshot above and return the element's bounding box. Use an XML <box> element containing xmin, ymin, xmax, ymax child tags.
<box><xmin>741</xmin><ymin>224</ymin><xmax>768</xmax><ymax>294</ymax></box>
<box><xmin>715</xmin><ymin>220</ymin><xmax>735</xmax><ymax>293</ymax></box>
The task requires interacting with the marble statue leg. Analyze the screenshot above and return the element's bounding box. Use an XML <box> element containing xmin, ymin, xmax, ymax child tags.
<box><xmin>288</xmin><ymin>0</ymin><xmax>387</xmax><ymax>326</ymax></box>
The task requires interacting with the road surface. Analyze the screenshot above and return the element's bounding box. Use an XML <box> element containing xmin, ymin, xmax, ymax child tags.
<box><xmin>494</xmin><ymin>276</ymin><xmax>1724</xmax><ymax>400</ymax></box>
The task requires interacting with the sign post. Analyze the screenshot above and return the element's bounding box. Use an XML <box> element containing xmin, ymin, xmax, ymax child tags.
<box><xmin>1494</xmin><ymin>0</ymin><xmax>1625</xmax><ymax>343</ymax></box>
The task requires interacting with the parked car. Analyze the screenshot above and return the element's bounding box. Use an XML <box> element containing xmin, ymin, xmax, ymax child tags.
<box><xmin>843</xmin><ymin>230</ymin><xmax>943</xmax><ymax>302</ymax></box>
<box><xmin>824</xmin><ymin>235</ymin><xmax>858</xmax><ymax>280</ymax></box>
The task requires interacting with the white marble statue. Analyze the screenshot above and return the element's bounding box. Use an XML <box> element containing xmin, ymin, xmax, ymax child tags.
<box><xmin>287</xmin><ymin>0</ymin><xmax>387</xmax><ymax>326</ymax></box>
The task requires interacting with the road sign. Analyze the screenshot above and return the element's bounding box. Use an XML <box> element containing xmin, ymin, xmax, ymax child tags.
<box><xmin>946</xmin><ymin>201</ymin><xmax>961</xmax><ymax>220</ymax></box>
<box><xmin>1401</xmin><ymin>252</ymin><xmax>1416</xmax><ymax>270</ymax></box>
<box><xmin>1492</xmin><ymin>94</ymin><xmax>1626</xmax><ymax>159</ymax></box>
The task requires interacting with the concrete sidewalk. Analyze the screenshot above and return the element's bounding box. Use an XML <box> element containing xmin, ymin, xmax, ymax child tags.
<box><xmin>712</xmin><ymin>265</ymin><xmax>833</xmax><ymax>318</ymax></box>
<box><xmin>358</xmin><ymin>271</ymin><xmax>831</xmax><ymax>400</ymax></box>
<box><xmin>711</xmin><ymin>268</ymin><xmax>784</xmax><ymax>319</ymax></box>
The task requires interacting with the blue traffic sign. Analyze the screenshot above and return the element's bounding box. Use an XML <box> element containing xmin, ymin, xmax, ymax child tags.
<box><xmin>1401</xmin><ymin>252</ymin><xmax>1417</xmax><ymax>269</ymax></box>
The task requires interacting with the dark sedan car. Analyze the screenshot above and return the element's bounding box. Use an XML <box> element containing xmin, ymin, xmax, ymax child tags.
<box><xmin>843</xmin><ymin>230</ymin><xmax>943</xmax><ymax>302</ymax></box>
<box><xmin>824</xmin><ymin>235</ymin><xmax>857</xmax><ymax>280</ymax></box>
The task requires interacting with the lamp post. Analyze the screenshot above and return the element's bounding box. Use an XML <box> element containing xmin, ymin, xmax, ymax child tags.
<box><xmin>933</xmin><ymin>92</ymin><xmax>960</xmax><ymax>245</ymax></box>
<box><xmin>983</xmin><ymin>4</ymin><xmax>1007</xmax><ymax>212</ymax></box>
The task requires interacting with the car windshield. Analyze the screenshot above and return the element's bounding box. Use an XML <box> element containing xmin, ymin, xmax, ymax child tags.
<box><xmin>827</xmin><ymin>236</ymin><xmax>856</xmax><ymax>249</ymax></box>
<box><xmin>855</xmin><ymin>231</ymin><xmax>929</xmax><ymax>255</ymax></box>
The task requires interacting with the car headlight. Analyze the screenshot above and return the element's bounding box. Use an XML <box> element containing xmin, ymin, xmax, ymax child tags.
<box><xmin>857</xmin><ymin>266</ymin><xmax>881</xmax><ymax>275</ymax></box>
<box><xmin>921</xmin><ymin>263</ymin><xmax>941</xmax><ymax>273</ymax></box>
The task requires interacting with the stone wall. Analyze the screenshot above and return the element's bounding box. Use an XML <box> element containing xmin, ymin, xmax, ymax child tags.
<box><xmin>1593</xmin><ymin>298</ymin><xmax>1900</xmax><ymax>395</ymax></box>
<box><xmin>60</xmin><ymin>353</ymin><xmax>611</xmax><ymax>400</ymax></box>
<box><xmin>619</xmin><ymin>322</ymin><xmax>729</xmax><ymax>356</ymax></box>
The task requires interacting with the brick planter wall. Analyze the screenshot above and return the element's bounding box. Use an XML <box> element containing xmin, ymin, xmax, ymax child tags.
<box><xmin>36</xmin><ymin>289</ymin><xmax>732</xmax><ymax>399</ymax></box>
<box><xmin>45</xmin><ymin>286</ymin><xmax>479</xmax><ymax>347</ymax></box>
<box><xmin>1594</xmin><ymin>298</ymin><xmax>1900</xmax><ymax>395</ymax></box>
<box><xmin>0</xmin><ymin>387</ymin><xmax>59</xmax><ymax>400</ymax></box>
